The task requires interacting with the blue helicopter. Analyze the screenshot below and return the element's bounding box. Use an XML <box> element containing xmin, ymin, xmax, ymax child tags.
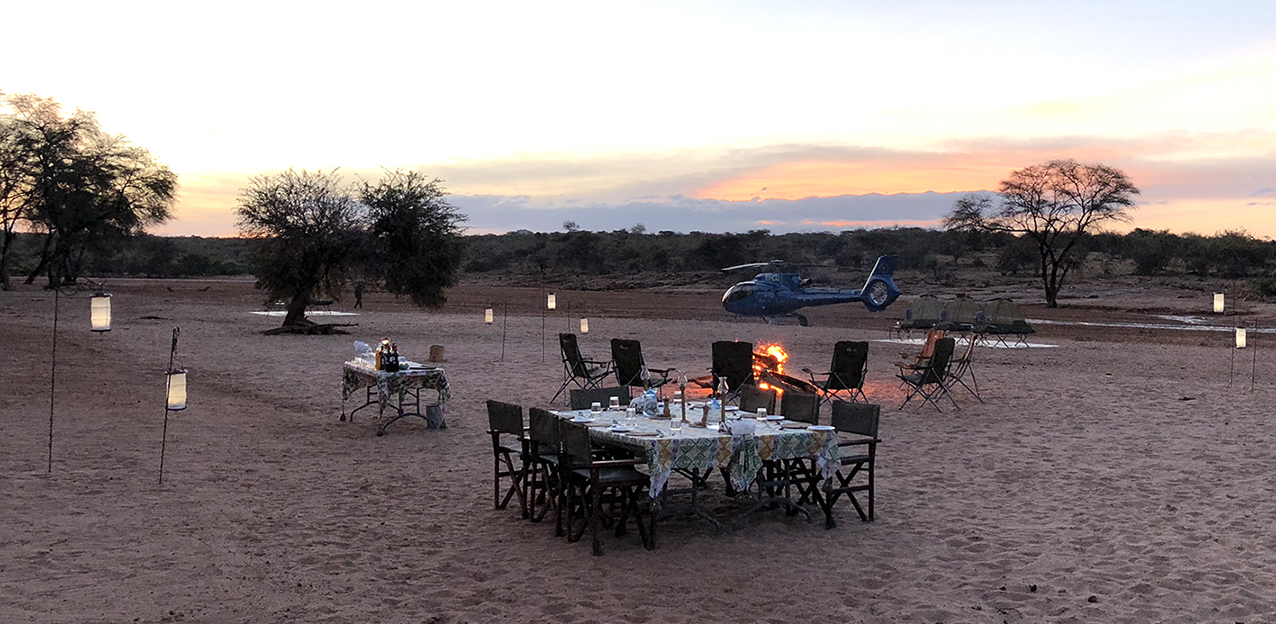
<box><xmin>721</xmin><ymin>255</ymin><xmax>901</xmax><ymax>325</ymax></box>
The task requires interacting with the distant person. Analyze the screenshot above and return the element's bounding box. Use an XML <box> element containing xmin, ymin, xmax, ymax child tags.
<box><xmin>353</xmin><ymin>283</ymin><xmax>363</xmax><ymax>309</ymax></box>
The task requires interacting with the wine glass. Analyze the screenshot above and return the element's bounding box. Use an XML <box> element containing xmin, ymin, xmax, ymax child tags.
<box><xmin>609</xmin><ymin>396</ymin><xmax>620</xmax><ymax>412</ymax></box>
<box><xmin>590</xmin><ymin>402</ymin><xmax>602</xmax><ymax>419</ymax></box>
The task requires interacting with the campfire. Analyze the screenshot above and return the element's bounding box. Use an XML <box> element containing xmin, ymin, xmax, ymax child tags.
<box><xmin>753</xmin><ymin>343</ymin><xmax>821</xmax><ymax>396</ymax></box>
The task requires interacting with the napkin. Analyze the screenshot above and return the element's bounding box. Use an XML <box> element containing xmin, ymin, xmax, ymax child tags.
<box><xmin>723</xmin><ymin>419</ymin><xmax>756</xmax><ymax>436</ymax></box>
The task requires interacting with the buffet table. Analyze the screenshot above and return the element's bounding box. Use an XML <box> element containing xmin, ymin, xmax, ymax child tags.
<box><xmin>341</xmin><ymin>361</ymin><xmax>450</xmax><ymax>435</ymax></box>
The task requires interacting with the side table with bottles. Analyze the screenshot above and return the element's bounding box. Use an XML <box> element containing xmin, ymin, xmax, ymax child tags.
<box><xmin>341</xmin><ymin>360</ymin><xmax>450</xmax><ymax>436</ymax></box>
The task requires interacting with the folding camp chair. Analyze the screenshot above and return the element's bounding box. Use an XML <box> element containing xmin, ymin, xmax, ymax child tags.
<box><xmin>569</xmin><ymin>386</ymin><xmax>631</xmax><ymax>411</ymax></box>
<box><xmin>560</xmin><ymin>421</ymin><xmax>655</xmax><ymax>555</ymax></box>
<box><xmin>803</xmin><ymin>340</ymin><xmax>869</xmax><ymax>405</ymax></box>
<box><xmin>946</xmin><ymin>337</ymin><xmax>982</xmax><ymax>402</ymax></box>
<box><xmin>738</xmin><ymin>384</ymin><xmax>777</xmax><ymax>414</ymax></box>
<box><xmin>711</xmin><ymin>341</ymin><xmax>755</xmax><ymax>400</ymax></box>
<box><xmin>896</xmin><ymin>337</ymin><xmax>958</xmax><ymax>412</ymax></box>
<box><xmin>610</xmin><ymin>338</ymin><xmax>673</xmax><ymax>392</ymax></box>
<box><xmin>486</xmin><ymin>400</ymin><xmax>528</xmax><ymax>516</ymax></box>
<box><xmin>819</xmin><ymin>401</ymin><xmax>880</xmax><ymax>527</ymax></box>
<box><xmin>551</xmin><ymin>333</ymin><xmax>612</xmax><ymax>404</ymax></box>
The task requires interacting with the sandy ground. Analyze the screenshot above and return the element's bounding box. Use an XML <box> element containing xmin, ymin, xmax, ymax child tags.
<box><xmin>3</xmin><ymin>278</ymin><xmax>1276</xmax><ymax>623</ymax></box>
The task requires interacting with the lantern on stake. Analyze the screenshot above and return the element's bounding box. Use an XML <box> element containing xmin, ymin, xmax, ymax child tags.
<box><xmin>1236</xmin><ymin>327</ymin><xmax>1247</xmax><ymax>349</ymax></box>
<box><xmin>484</xmin><ymin>308</ymin><xmax>494</xmax><ymax>324</ymax></box>
<box><xmin>1214</xmin><ymin>293</ymin><xmax>1225</xmax><ymax>314</ymax></box>
<box><xmin>90</xmin><ymin>292</ymin><xmax>112</xmax><ymax>332</ymax></box>
<box><xmin>166</xmin><ymin>369</ymin><xmax>188</xmax><ymax>410</ymax></box>
<box><xmin>580</xmin><ymin>318</ymin><xmax>589</xmax><ymax>334</ymax></box>
<box><xmin>547</xmin><ymin>293</ymin><xmax>556</xmax><ymax>310</ymax></box>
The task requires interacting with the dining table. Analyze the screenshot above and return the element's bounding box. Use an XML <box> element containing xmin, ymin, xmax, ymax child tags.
<box><xmin>552</xmin><ymin>404</ymin><xmax>841</xmax><ymax>530</ymax></box>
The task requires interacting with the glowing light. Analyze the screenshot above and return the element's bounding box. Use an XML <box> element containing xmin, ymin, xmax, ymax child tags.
<box><xmin>1214</xmin><ymin>293</ymin><xmax>1225</xmax><ymax>313</ymax></box>
<box><xmin>1237</xmin><ymin>327</ymin><xmax>1247</xmax><ymax>349</ymax></box>
<box><xmin>547</xmin><ymin>293</ymin><xmax>556</xmax><ymax>310</ymax></box>
<box><xmin>580</xmin><ymin>318</ymin><xmax>589</xmax><ymax>334</ymax></box>
<box><xmin>90</xmin><ymin>293</ymin><xmax>112</xmax><ymax>332</ymax></box>
<box><xmin>166</xmin><ymin>370</ymin><xmax>187</xmax><ymax>411</ymax></box>
<box><xmin>484</xmin><ymin>308</ymin><xmax>494</xmax><ymax>324</ymax></box>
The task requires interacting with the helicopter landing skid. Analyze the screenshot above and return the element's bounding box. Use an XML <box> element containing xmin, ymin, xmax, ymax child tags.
<box><xmin>765</xmin><ymin>313</ymin><xmax>809</xmax><ymax>327</ymax></box>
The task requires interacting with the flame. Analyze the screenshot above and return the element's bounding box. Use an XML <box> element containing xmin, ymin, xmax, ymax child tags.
<box><xmin>753</xmin><ymin>344</ymin><xmax>789</xmax><ymax>396</ymax></box>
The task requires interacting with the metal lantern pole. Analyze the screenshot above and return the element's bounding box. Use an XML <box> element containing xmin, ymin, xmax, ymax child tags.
<box><xmin>159</xmin><ymin>327</ymin><xmax>180</xmax><ymax>485</ymax></box>
<box><xmin>501</xmin><ymin>302</ymin><xmax>508</xmax><ymax>362</ymax></box>
<box><xmin>1252</xmin><ymin>321</ymin><xmax>1258</xmax><ymax>392</ymax></box>
<box><xmin>47</xmin><ymin>286</ymin><xmax>60</xmax><ymax>473</ymax></box>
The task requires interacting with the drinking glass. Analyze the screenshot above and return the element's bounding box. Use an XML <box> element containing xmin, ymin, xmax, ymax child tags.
<box><xmin>609</xmin><ymin>396</ymin><xmax>620</xmax><ymax>411</ymax></box>
<box><xmin>591</xmin><ymin>402</ymin><xmax>602</xmax><ymax>419</ymax></box>
<box><xmin>756</xmin><ymin>408</ymin><xmax>767</xmax><ymax>423</ymax></box>
<box><xmin>670</xmin><ymin>418</ymin><xmax>683</xmax><ymax>437</ymax></box>
<box><xmin>625</xmin><ymin>406</ymin><xmax>637</xmax><ymax>428</ymax></box>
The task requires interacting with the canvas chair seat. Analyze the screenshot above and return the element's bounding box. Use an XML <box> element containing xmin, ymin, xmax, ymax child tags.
<box><xmin>569</xmin><ymin>465</ymin><xmax>649</xmax><ymax>485</ymax></box>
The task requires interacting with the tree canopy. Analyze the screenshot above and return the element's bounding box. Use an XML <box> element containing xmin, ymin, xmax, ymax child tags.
<box><xmin>945</xmin><ymin>159</ymin><xmax>1139</xmax><ymax>307</ymax></box>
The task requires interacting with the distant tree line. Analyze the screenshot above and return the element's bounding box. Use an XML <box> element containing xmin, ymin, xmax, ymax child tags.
<box><xmin>8</xmin><ymin>226</ymin><xmax>1276</xmax><ymax>286</ymax></box>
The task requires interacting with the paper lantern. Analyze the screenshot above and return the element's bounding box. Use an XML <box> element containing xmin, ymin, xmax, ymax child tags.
<box><xmin>166</xmin><ymin>369</ymin><xmax>187</xmax><ymax>411</ymax></box>
<box><xmin>580</xmin><ymin>318</ymin><xmax>589</xmax><ymax>334</ymax></box>
<box><xmin>1236</xmin><ymin>327</ymin><xmax>1247</xmax><ymax>349</ymax></box>
<box><xmin>90</xmin><ymin>293</ymin><xmax>112</xmax><ymax>332</ymax></box>
<box><xmin>484</xmin><ymin>308</ymin><xmax>494</xmax><ymax>324</ymax></box>
<box><xmin>547</xmin><ymin>293</ymin><xmax>557</xmax><ymax>310</ymax></box>
<box><xmin>1214</xmin><ymin>293</ymin><xmax>1225</xmax><ymax>313</ymax></box>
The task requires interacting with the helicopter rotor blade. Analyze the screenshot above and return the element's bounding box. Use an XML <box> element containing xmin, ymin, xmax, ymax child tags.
<box><xmin>720</xmin><ymin>262</ymin><xmax>774</xmax><ymax>272</ymax></box>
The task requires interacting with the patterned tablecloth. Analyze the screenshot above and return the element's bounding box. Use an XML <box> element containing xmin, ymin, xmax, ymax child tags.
<box><xmin>342</xmin><ymin>361</ymin><xmax>450</xmax><ymax>424</ymax></box>
<box><xmin>557</xmin><ymin>408</ymin><xmax>839</xmax><ymax>497</ymax></box>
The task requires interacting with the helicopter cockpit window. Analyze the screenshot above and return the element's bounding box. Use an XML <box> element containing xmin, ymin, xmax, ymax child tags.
<box><xmin>723</xmin><ymin>283</ymin><xmax>755</xmax><ymax>304</ymax></box>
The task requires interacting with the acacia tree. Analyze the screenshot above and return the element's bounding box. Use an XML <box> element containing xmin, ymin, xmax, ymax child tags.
<box><xmin>360</xmin><ymin>169</ymin><xmax>466</xmax><ymax>306</ymax></box>
<box><xmin>236</xmin><ymin>168</ymin><xmax>467</xmax><ymax>330</ymax></box>
<box><xmin>945</xmin><ymin>159</ymin><xmax>1139</xmax><ymax>307</ymax></box>
<box><xmin>236</xmin><ymin>169</ymin><xmax>366</xmax><ymax>327</ymax></box>
<box><xmin>0</xmin><ymin>94</ymin><xmax>175</xmax><ymax>288</ymax></box>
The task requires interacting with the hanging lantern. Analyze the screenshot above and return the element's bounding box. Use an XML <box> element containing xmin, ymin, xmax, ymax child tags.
<box><xmin>580</xmin><ymin>318</ymin><xmax>589</xmax><ymax>334</ymax></box>
<box><xmin>90</xmin><ymin>293</ymin><xmax>112</xmax><ymax>332</ymax></box>
<box><xmin>547</xmin><ymin>293</ymin><xmax>557</xmax><ymax>310</ymax></box>
<box><xmin>484</xmin><ymin>308</ymin><xmax>494</xmax><ymax>324</ymax></box>
<box><xmin>1214</xmin><ymin>293</ymin><xmax>1225</xmax><ymax>313</ymax></box>
<box><xmin>166</xmin><ymin>369</ymin><xmax>187</xmax><ymax>411</ymax></box>
<box><xmin>1236</xmin><ymin>327</ymin><xmax>1247</xmax><ymax>349</ymax></box>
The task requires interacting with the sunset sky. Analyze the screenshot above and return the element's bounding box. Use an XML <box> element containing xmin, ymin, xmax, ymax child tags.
<box><xmin>6</xmin><ymin>1</ymin><xmax>1275</xmax><ymax>236</ymax></box>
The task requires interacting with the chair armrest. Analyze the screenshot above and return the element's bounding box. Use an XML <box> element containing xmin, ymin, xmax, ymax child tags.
<box><xmin>837</xmin><ymin>438</ymin><xmax>877</xmax><ymax>447</ymax></box>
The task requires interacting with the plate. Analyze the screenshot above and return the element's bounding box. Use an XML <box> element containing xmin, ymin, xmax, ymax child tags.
<box><xmin>725</xmin><ymin>406</ymin><xmax>739</xmax><ymax>412</ymax></box>
<box><xmin>571</xmin><ymin>417</ymin><xmax>594</xmax><ymax>424</ymax></box>
<box><xmin>765</xmin><ymin>415</ymin><xmax>784</xmax><ymax>422</ymax></box>
<box><xmin>808</xmin><ymin>425</ymin><xmax>835</xmax><ymax>431</ymax></box>
<box><xmin>608</xmin><ymin>426</ymin><xmax>632</xmax><ymax>433</ymax></box>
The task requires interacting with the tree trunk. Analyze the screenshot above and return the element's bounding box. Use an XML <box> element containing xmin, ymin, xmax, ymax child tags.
<box><xmin>282</xmin><ymin>290</ymin><xmax>310</xmax><ymax>326</ymax></box>
<box><xmin>24</xmin><ymin>233</ymin><xmax>53</xmax><ymax>285</ymax></box>
<box><xmin>0</xmin><ymin>229</ymin><xmax>12</xmax><ymax>291</ymax></box>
